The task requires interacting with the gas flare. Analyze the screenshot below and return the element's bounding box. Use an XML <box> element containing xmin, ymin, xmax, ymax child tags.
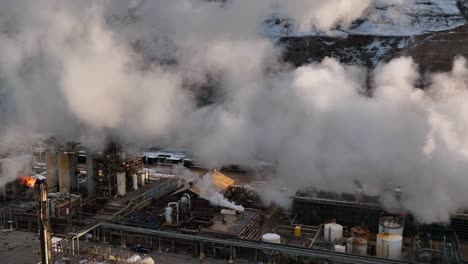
<box><xmin>20</xmin><ymin>176</ymin><xmax>36</xmax><ymax>188</ymax></box>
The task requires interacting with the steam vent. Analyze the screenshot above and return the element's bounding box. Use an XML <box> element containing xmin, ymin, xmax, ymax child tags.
<box><xmin>3</xmin><ymin>1</ymin><xmax>468</xmax><ymax>263</ymax></box>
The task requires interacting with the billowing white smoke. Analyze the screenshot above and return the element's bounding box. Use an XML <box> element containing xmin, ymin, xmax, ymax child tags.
<box><xmin>0</xmin><ymin>155</ymin><xmax>34</xmax><ymax>186</ymax></box>
<box><xmin>277</xmin><ymin>0</ymin><xmax>372</xmax><ymax>32</ymax></box>
<box><xmin>174</xmin><ymin>166</ymin><xmax>244</xmax><ymax>212</ymax></box>
<box><xmin>1</xmin><ymin>0</ymin><xmax>468</xmax><ymax>224</ymax></box>
<box><xmin>272</xmin><ymin>0</ymin><xmax>408</xmax><ymax>33</ymax></box>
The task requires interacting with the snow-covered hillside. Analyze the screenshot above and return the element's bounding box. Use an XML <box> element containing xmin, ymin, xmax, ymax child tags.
<box><xmin>266</xmin><ymin>0</ymin><xmax>467</xmax><ymax>37</ymax></box>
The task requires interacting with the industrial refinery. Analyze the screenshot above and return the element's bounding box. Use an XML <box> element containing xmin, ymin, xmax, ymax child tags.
<box><xmin>0</xmin><ymin>139</ymin><xmax>467</xmax><ymax>264</ymax></box>
<box><xmin>4</xmin><ymin>0</ymin><xmax>468</xmax><ymax>264</ymax></box>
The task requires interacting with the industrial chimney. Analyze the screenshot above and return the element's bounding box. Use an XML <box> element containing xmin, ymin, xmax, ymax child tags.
<box><xmin>35</xmin><ymin>178</ymin><xmax>52</xmax><ymax>264</ymax></box>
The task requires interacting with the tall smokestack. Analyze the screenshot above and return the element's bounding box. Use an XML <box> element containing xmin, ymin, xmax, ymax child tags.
<box><xmin>35</xmin><ymin>179</ymin><xmax>52</xmax><ymax>264</ymax></box>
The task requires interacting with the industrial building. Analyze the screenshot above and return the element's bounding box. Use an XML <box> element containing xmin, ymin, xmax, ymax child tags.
<box><xmin>1</xmin><ymin>140</ymin><xmax>468</xmax><ymax>264</ymax></box>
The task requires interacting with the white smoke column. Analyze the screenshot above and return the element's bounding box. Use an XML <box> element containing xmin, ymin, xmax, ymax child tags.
<box><xmin>174</xmin><ymin>166</ymin><xmax>244</xmax><ymax>212</ymax></box>
<box><xmin>277</xmin><ymin>0</ymin><xmax>372</xmax><ymax>32</ymax></box>
<box><xmin>200</xmin><ymin>172</ymin><xmax>245</xmax><ymax>212</ymax></box>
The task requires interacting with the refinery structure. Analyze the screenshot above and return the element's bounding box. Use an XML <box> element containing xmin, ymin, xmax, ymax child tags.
<box><xmin>0</xmin><ymin>139</ymin><xmax>467</xmax><ymax>264</ymax></box>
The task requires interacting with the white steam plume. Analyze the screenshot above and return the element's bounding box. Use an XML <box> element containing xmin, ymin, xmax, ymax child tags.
<box><xmin>277</xmin><ymin>0</ymin><xmax>372</xmax><ymax>32</ymax></box>
<box><xmin>174</xmin><ymin>166</ymin><xmax>244</xmax><ymax>212</ymax></box>
<box><xmin>2</xmin><ymin>0</ymin><xmax>468</xmax><ymax>224</ymax></box>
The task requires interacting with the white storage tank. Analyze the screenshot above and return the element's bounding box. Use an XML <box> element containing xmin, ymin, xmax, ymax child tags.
<box><xmin>140</xmin><ymin>172</ymin><xmax>146</xmax><ymax>187</ymax></box>
<box><xmin>324</xmin><ymin>222</ymin><xmax>343</xmax><ymax>242</ymax></box>
<box><xmin>261</xmin><ymin>233</ymin><xmax>281</xmax><ymax>244</ymax></box>
<box><xmin>165</xmin><ymin>206</ymin><xmax>173</xmax><ymax>224</ymax></box>
<box><xmin>334</xmin><ymin>245</ymin><xmax>346</xmax><ymax>253</ymax></box>
<box><xmin>117</xmin><ymin>172</ymin><xmax>126</xmax><ymax>196</ymax></box>
<box><xmin>346</xmin><ymin>237</ymin><xmax>367</xmax><ymax>255</ymax></box>
<box><xmin>379</xmin><ymin>216</ymin><xmax>404</xmax><ymax>236</ymax></box>
<box><xmin>132</xmin><ymin>174</ymin><xmax>138</xmax><ymax>190</ymax></box>
<box><xmin>376</xmin><ymin>233</ymin><xmax>403</xmax><ymax>260</ymax></box>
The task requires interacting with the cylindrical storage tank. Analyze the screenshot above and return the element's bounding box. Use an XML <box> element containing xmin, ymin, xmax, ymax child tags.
<box><xmin>116</xmin><ymin>172</ymin><xmax>126</xmax><ymax>196</ymax></box>
<box><xmin>132</xmin><ymin>174</ymin><xmax>138</xmax><ymax>191</ymax></box>
<box><xmin>165</xmin><ymin>206</ymin><xmax>173</xmax><ymax>224</ymax></box>
<box><xmin>379</xmin><ymin>216</ymin><xmax>404</xmax><ymax>236</ymax></box>
<box><xmin>140</xmin><ymin>172</ymin><xmax>146</xmax><ymax>187</ymax></box>
<box><xmin>334</xmin><ymin>245</ymin><xmax>346</xmax><ymax>253</ymax></box>
<box><xmin>353</xmin><ymin>237</ymin><xmax>368</xmax><ymax>255</ymax></box>
<box><xmin>324</xmin><ymin>223</ymin><xmax>343</xmax><ymax>242</ymax></box>
<box><xmin>376</xmin><ymin>233</ymin><xmax>402</xmax><ymax>260</ymax></box>
<box><xmin>294</xmin><ymin>226</ymin><xmax>302</xmax><ymax>237</ymax></box>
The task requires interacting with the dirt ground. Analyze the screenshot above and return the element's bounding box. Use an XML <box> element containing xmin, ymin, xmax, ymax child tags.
<box><xmin>0</xmin><ymin>230</ymin><xmax>40</xmax><ymax>264</ymax></box>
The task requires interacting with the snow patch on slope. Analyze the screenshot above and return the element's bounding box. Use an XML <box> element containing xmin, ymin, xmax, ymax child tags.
<box><xmin>350</xmin><ymin>0</ymin><xmax>466</xmax><ymax>36</ymax></box>
<box><xmin>265</xmin><ymin>0</ymin><xmax>466</xmax><ymax>37</ymax></box>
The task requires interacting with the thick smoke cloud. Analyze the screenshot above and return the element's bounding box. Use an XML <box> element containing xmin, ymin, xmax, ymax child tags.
<box><xmin>1</xmin><ymin>0</ymin><xmax>468</xmax><ymax>223</ymax></box>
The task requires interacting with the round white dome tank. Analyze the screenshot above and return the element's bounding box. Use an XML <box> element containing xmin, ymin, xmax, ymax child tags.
<box><xmin>379</xmin><ymin>216</ymin><xmax>404</xmax><ymax>236</ymax></box>
<box><xmin>261</xmin><ymin>233</ymin><xmax>281</xmax><ymax>244</ymax></box>
<box><xmin>334</xmin><ymin>245</ymin><xmax>346</xmax><ymax>253</ymax></box>
<box><xmin>140</xmin><ymin>256</ymin><xmax>155</xmax><ymax>264</ymax></box>
<box><xmin>165</xmin><ymin>206</ymin><xmax>173</xmax><ymax>224</ymax></box>
<box><xmin>324</xmin><ymin>223</ymin><xmax>343</xmax><ymax>242</ymax></box>
<box><xmin>376</xmin><ymin>233</ymin><xmax>402</xmax><ymax>260</ymax></box>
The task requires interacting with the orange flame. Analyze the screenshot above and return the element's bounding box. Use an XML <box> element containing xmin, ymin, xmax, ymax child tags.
<box><xmin>20</xmin><ymin>176</ymin><xmax>36</xmax><ymax>188</ymax></box>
